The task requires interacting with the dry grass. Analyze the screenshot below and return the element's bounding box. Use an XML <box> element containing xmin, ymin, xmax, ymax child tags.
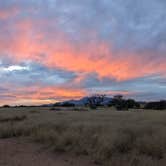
<box><xmin>0</xmin><ymin>107</ymin><xmax>166</xmax><ymax>165</ymax></box>
<box><xmin>0</xmin><ymin>115</ymin><xmax>27</xmax><ymax>123</ymax></box>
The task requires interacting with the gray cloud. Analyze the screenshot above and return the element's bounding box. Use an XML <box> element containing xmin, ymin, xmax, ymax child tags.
<box><xmin>1</xmin><ymin>0</ymin><xmax>166</xmax><ymax>102</ymax></box>
<box><xmin>0</xmin><ymin>60</ymin><xmax>76</xmax><ymax>86</ymax></box>
<box><xmin>1</xmin><ymin>0</ymin><xmax>166</xmax><ymax>53</ymax></box>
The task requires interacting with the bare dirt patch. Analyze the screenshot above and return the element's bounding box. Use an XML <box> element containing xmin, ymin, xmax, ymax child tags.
<box><xmin>0</xmin><ymin>138</ymin><xmax>97</xmax><ymax>166</ymax></box>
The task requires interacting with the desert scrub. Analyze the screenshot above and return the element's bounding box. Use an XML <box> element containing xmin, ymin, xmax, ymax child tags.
<box><xmin>0</xmin><ymin>123</ymin><xmax>31</xmax><ymax>138</ymax></box>
<box><xmin>1</xmin><ymin>107</ymin><xmax>166</xmax><ymax>165</ymax></box>
<box><xmin>30</xmin><ymin>123</ymin><xmax>102</xmax><ymax>154</ymax></box>
<box><xmin>0</xmin><ymin>115</ymin><xmax>27</xmax><ymax>123</ymax></box>
<box><xmin>135</xmin><ymin>135</ymin><xmax>166</xmax><ymax>159</ymax></box>
<box><xmin>29</xmin><ymin>110</ymin><xmax>40</xmax><ymax>114</ymax></box>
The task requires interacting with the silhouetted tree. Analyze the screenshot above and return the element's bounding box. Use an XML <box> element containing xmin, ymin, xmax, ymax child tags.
<box><xmin>144</xmin><ymin>100</ymin><xmax>166</xmax><ymax>110</ymax></box>
<box><xmin>109</xmin><ymin>95</ymin><xmax>140</xmax><ymax>110</ymax></box>
<box><xmin>109</xmin><ymin>95</ymin><xmax>125</xmax><ymax>110</ymax></box>
<box><xmin>87</xmin><ymin>94</ymin><xmax>106</xmax><ymax>109</ymax></box>
<box><xmin>2</xmin><ymin>105</ymin><xmax>10</xmax><ymax>108</ymax></box>
<box><xmin>125</xmin><ymin>99</ymin><xmax>140</xmax><ymax>109</ymax></box>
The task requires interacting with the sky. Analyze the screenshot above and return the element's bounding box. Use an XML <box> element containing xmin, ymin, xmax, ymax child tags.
<box><xmin>0</xmin><ymin>0</ymin><xmax>166</xmax><ymax>105</ymax></box>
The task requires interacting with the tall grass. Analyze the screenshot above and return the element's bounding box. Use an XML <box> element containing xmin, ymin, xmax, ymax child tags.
<box><xmin>0</xmin><ymin>107</ymin><xmax>166</xmax><ymax>165</ymax></box>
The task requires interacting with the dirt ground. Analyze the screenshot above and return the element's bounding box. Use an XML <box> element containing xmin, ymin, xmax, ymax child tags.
<box><xmin>0</xmin><ymin>138</ymin><xmax>97</xmax><ymax>166</ymax></box>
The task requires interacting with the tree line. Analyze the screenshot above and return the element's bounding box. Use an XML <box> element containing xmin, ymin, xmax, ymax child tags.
<box><xmin>88</xmin><ymin>94</ymin><xmax>166</xmax><ymax>110</ymax></box>
<box><xmin>2</xmin><ymin>94</ymin><xmax>166</xmax><ymax>110</ymax></box>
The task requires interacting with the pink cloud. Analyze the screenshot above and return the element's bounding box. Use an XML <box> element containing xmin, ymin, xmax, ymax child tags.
<box><xmin>0</xmin><ymin>18</ymin><xmax>166</xmax><ymax>82</ymax></box>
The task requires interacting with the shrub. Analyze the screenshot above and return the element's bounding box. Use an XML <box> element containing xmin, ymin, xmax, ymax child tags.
<box><xmin>50</xmin><ymin>107</ymin><xmax>62</xmax><ymax>111</ymax></box>
<box><xmin>2</xmin><ymin>105</ymin><xmax>10</xmax><ymax>108</ymax></box>
<box><xmin>0</xmin><ymin>115</ymin><xmax>27</xmax><ymax>123</ymax></box>
<box><xmin>144</xmin><ymin>100</ymin><xmax>166</xmax><ymax>110</ymax></box>
<box><xmin>109</xmin><ymin>96</ymin><xmax>140</xmax><ymax>110</ymax></box>
<box><xmin>87</xmin><ymin>94</ymin><xmax>106</xmax><ymax>109</ymax></box>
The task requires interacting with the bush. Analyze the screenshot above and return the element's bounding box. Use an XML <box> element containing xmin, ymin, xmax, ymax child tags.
<box><xmin>109</xmin><ymin>96</ymin><xmax>140</xmax><ymax>110</ymax></box>
<box><xmin>144</xmin><ymin>100</ymin><xmax>166</xmax><ymax>110</ymax></box>
<box><xmin>87</xmin><ymin>94</ymin><xmax>106</xmax><ymax>109</ymax></box>
<box><xmin>0</xmin><ymin>115</ymin><xmax>27</xmax><ymax>123</ymax></box>
<box><xmin>50</xmin><ymin>107</ymin><xmax>62</xmax><ymax>111</ymax></box>
<box><xmin>125</xmin><ymin>99</ymin><xmax>140</xmax><ymax>109</ymax></box>
<box><xmin>2</xmin><ymin>105</ymin><xmax>10</xmax><ymax>108</ymax></box>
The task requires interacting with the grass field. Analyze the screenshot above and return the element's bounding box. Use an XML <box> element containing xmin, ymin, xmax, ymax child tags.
<box><xmin>1</xmin><ymin>107</ymin><xmax>166</xmax><ymax>166</ymax></box>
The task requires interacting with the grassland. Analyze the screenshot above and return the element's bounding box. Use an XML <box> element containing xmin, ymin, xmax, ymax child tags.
<box><xmin>1</xmin><ymin>107</ymin><xmax>166</xmax><ymax>166</ymax></box>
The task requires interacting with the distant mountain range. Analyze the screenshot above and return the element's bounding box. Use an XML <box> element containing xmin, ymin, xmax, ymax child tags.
<box><xmin>42</xmin><ymin>96</ymin><xmax>113</xmax><ymax>107</ymax></box>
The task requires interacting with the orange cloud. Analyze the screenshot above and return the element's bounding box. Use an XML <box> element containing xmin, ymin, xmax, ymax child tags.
<box><xmin>0</xmin><ymin>19</ymin><xmax>166</xmax><ymax>83</ymax></box>
<box><xmin>31</xmin><ymin>87</ymin><xmax>87</xmax><ymax>100</ymax></box>
<box><xmin>0</xmin><ymin>86</ymin><xmax>87</xmax><ymax>106</ymax></box>
<box><xmin>0</xmin><ymin>84</ymin><xmax>137</xmax><ymax>106</ymax></box>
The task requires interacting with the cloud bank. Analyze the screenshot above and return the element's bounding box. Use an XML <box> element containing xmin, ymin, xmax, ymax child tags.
<box><xmin>0</xmin><ymin>0</ymin><xmax>166</xmax><ymax>105</ymax></box>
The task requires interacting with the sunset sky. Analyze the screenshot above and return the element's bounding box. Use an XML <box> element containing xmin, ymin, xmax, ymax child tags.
<box><xmin>0</xmin><ymin>0</ymin><xmax>166</xmax><ymax>105</ymax></box>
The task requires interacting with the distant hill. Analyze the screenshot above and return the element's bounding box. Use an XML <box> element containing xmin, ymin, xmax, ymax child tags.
<box><xmin>53</xmin><ymin>96</ymin><xmax>113</xmax><ymax>107</ymax></box>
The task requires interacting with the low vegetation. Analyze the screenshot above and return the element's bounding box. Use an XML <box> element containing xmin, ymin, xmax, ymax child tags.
<box><xmin>108</xmin><ymin>95</ymin><xmax>140</xmax><ymax>110</ymax></box>
<box><xmin>0</xmin><ymin>115</ymin><xmax>27</xmax><ymax>123</ymax></box>
<box><xmin>52</xmin><ymin>94</ymin><xmax>166</xmax><ymax>111</ymax></box>
<box><xmin>144</xmin><ymin>100</ymin><xmax>166</xmax><ymax>110</ymax></box>
<box><xmin>1</xmin><ymin>107</ymin><xmax>166</xmax><ymax>166</ymax></box>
